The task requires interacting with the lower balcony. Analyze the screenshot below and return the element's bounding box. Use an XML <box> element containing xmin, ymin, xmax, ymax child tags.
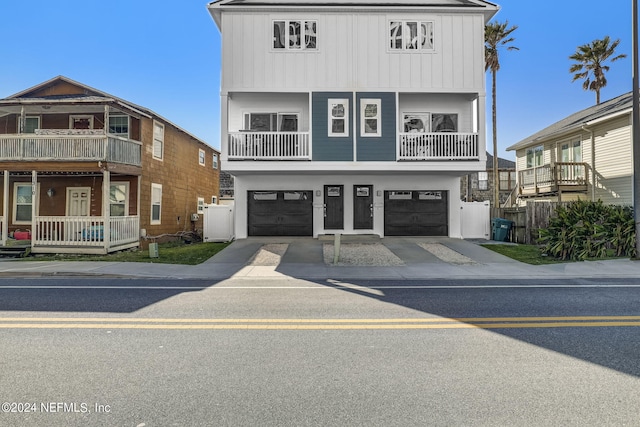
<box><xmin>398</xmin><ymin>132</ymin><xmax>479</xmax><ymax>160</ymax></box>
<box><xmin>518</xmin><ymin>163</ymin><xmax>589</xmax><ymax>197</ymax></box>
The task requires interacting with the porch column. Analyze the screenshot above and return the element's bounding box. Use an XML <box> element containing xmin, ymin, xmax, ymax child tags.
<box><xmin>221</xmin><ymin>93</ymin><xmax>229</xmax><ymax>162</ymax></box>
<box><xmin>2</xmin><ymin>171</ymin><xmax>7</xmax><ymax>246</ymax></box>
<box><xmin>104</xmin><ymin>105</ymin><xmax>110</xmax><ymax>135</ymax></box>
<box><xmin>19</xmin><ymin>106</ymin><xmax>25</xmax><ymax>134</ymax></box>
<box><xmin>476</xmin><ymin>94</ymin><xmax>486</xmax><ymax>161</ymax></box>
<box><xmin>31</xmin><ymin>171</ymin><xmax>37</xmax><ymax>239</ymax></box>
<box><xmin>103</xmin><ymin>169</ymin><xmax>111</xmax><ymax>250</ymax></box>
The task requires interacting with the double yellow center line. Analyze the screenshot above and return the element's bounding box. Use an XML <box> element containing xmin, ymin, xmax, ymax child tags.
<box><xmin>1</xmin><ymin>316</ymin><xmax>640</xmax><ymax>330</ymax></box>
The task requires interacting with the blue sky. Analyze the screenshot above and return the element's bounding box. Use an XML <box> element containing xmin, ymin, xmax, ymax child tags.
<box><xmin>0</xmin><ymin>1</ymin><xmax>635</xmax><ymax>159</ymax></box>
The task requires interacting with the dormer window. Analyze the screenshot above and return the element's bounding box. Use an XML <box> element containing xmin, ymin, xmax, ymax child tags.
<box><xmin>273</xmin><ymin>20</ymin><xmax>317</xmax><ymax>50</ymax></box>
<box><xmin>389</xmin><ymin>21</ymin><xmax>434</xmax><ymax>51</ymax></box>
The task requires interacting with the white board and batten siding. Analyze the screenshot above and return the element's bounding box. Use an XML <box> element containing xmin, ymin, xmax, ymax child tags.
<box><xmin>222</xmin><ymin>12</ymin><xmax>486</xmax><ymax>93</ymax></box>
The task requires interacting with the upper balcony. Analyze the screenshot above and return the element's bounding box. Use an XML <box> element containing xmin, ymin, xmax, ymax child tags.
<box><xmin>227</xmin><ymin>131</ymin><xmax>478</xmax><ymax>161</ymax></box>
<box><xmin>0</xmin><ymin>129</ymin><xmax>142</xmax><ymax>167</ymax></box>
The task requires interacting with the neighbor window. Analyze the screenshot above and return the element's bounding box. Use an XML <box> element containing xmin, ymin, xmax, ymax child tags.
<box><xmin>389</xmin><ymin>21</ymin><xmax>434</xmax><ymax>51</ymax></box>
<box><xmin>273</xmin><ymin>20</ymin><xmax>317</xmax><ymax>50</ymax></box>
<box><xmin>328</xmin><ymin>99</ymin><xmax>349</xmax><ymax>137</ymax></box>
<box><xmin>361</xmin><ymin>99</ymin><xmax>381</xmax><ymax>137</ymax></box>
<box><xmin>22</xmin><ymin>116</ymin><xmax>40</xmax><ymax>134</ymax></box>
<box><xmin>197</xmin><ymin>197</ymin><xmax>205</xmax><ymax>214</ymax></box>
<box><xmin>153</xmin><ymin>121</ymin><xmax>164</xmax><ymax>160</ymax></box>
<box><xmin>110</xmin><ymin>182</ymin><xmax>129</xmax><ymax>217</ymax></box>
<box><xmin>199</xmin><ymin>149</ymin><xmax>206</xmax><ymax>166</ymax></box>
<box><xmin>14</xmin><ymin>183</ymin><xmax>36</xmax><ymax>224</ymax></box>
<box><xmin>151</xmin><ymin>183</ymin><xmax>162</xmax><ymax>224</ymax></box>
<box><xmin>243</xmin><ymin>113</ymin><xmax>299</xmax><ymax>132</ymax></box>
<box><xmin>108</xmin><ymin>115</ymin><xmax>129</xmax><ymax>137</ymax></box>
<box><xmin>70</xmin><ymin>115</ymin><xmax>94</xmax><ymax>130</ymax></box>
<box><xmin>499</xmin><ymin>171</ymin><xmax>516</xmax><ymax>191</ymax></box>
<box><xmin>526</xmin><ymin>145</ymin><xmax>543</xmax><ymax>168</ymax></box>
<box><xmin>478</xmin><ymin>171</ymin><xmax>488</xmax><ymax>191</ymax></box>
<box><xmin>403</xmin><ymin>113</ymin><xmax>429</xmax><ymax>133</ymax></box>
<box><xmin>213</xmin><ymin>153</ymin><xmax>219</xmax><ymax>169</ymax></box>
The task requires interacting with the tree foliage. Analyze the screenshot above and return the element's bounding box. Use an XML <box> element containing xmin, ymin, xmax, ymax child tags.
<box><xmin>569</xmin><ymin>36</ymin><xmax>627</xmax><ymax>104</ymax></box>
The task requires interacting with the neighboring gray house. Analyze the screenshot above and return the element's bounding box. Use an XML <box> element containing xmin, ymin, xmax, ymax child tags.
<box><xmin>208</xmin><ymin>0</ymin><xmax>499</xmax><ymax>239</ymax></box>
<box><xmin>507</xmin><ymin>92</ymin><xmax>634</xmax><ymax>206</ymax></box>
<box><xmin>461</xmin><ymin>152</ymin><xmax>516</xmax><ymax>206</ymax></box>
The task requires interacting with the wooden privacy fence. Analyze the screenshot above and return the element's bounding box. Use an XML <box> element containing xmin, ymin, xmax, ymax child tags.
<box><xmin>491</xmin><ymin>202</ymin><xmax>568</xmax><ymax>244</ymax></box>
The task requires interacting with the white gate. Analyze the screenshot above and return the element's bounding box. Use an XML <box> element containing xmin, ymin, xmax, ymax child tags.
<box><xmin>460</xmin><ymin>201</ymin><xmax>490</xmax><ymax>239</ymax></box>
<box><xmin>203</xmin><ymin>203</ymin><xmax>235</xmax><ymax>242</ymax></box>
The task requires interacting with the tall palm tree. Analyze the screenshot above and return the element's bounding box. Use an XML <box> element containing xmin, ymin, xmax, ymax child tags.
<box><xmin>485</xmin><ymin>21</ymin><xmax>518</xmax><ymax>208</ymax></box>
<box><xmin>569</xmin><ymin>36</ymin><xmax>627</xmax><ymax>105</ymax></box>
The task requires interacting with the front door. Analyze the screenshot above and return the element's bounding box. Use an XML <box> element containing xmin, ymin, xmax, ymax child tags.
<box><xmin>324</xmin><ymin>185</ymin><xmax>344</xmax><ymax>229</ymax></box>
<box><xmin>67</xmin><ymin>187</ymin><xmax>90</xmax><ymax>216</ymax></box>
<box><xmin>353</xmin><ymin>185</ymin><xmax>373</xmax><ymax>229</ymax></box>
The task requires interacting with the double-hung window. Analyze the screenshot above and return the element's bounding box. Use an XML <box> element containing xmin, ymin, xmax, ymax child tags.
<box><xmin>328</xmin><ymin>99</ymin><xmax>349</xmax><ymax>137</ymax></box>
<box><xmin>477</xmin><ymin>171</ymin><xmax>489</xmax><ymax>191</ymax></box>
<box><xmin>213</xmin><ymin>153</ymin><xmax>219</xmax><ymax>169</ymax></box>
<box><xmin>110</xmin><ymin>182</ymin><xmax>129</xmax><ymax>217</ymax></box>
<box><xmin>151</xmin><ymin>183</ymin><xmax>162</xmax><ymax>224</ymax></box>
<box><xmin>108</xmin><ymin>116</ymin><xmax>129</xmax><ymax>138</ymax></box>
<box><xmin>199</xmin><ymin>149</ymin><xmax>206</xmax><ymax>166</ymax></box>
<box><xmin>361</xmin><ymin>99</ymin><xmax>381</xmax><ymax>137</ymax></box>
<box><xmin>273</xmin><ymin>20</ymin><xmax>317</xmax><ymax>50</ymax></box>
<box><xmin>389</xmin><ymin>21</ymin><xmax>434</xmax><ymax>51</ymax></box>
<box><xmin>153</xmin><ymin>121</ymin><xmax>164</xmax><ymax>160</ymax></box>
<box><xmin>14</xmin><ymin>183</ymin><xmax>36</xmax><ymax>224</ymax></box>
<box><xmin>499</xmin><ymin>171</ymin><xmax>517</xmax><ymax>191</ymax></box>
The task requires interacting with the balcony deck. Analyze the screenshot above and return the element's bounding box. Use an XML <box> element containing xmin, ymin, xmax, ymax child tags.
<box><xmin>518</xmin><ymin>163</ymin><xmax>589</xmax><ymax>197</ymax></box>
<box><xmin>0</xmin><ymin>130</ymin><xmax>142</xmax><ymax>167</ymax></box>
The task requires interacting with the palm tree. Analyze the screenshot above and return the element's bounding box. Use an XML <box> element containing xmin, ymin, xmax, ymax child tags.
<box><xmin>485</xmin><ymin>21</ymin><xmax>518</xmax><ymax>208</ymax></box>
<box><xmin>569</xmin><ymin>36</ymin><xmax>627</xmax><ymax>104</ymax></box>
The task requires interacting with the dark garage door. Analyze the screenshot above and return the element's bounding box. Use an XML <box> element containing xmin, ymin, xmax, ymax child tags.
<box><xmin>384</xmin><ymin>190</ymin><xmax>448</xmax><ymax>236</ymax></box>
<box><xmin>248</xmin><ymin>191</ymin><xmax>313</xmax><ymax>236</ymax></box>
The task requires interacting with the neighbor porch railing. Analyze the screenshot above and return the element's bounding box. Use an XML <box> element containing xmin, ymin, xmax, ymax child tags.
<box><xmin>519</xmin><ymin>163</ymin><xmax>588</xmax><ymax>191</ymax></box>
<box><xmin>228</xmin><ymin>132</ymin><xmax>310</xmax><ymax>160</ymax></box>
<box><xmin>398</xmin><ymin>132</ymin><xmax>478</xmax><ymax>160</ymax></box>
<box><xmin>33</xmin><ymin>215</ymin><xmax>140</xmax><ymax>250</ymax></box>
<box><xmin>0</xmin><ymin>132</ymin><xmax>142</xmax><ymax>166</ymax></box>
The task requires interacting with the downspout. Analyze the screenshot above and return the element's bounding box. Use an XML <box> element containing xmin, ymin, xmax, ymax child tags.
<box><xmin>581</xmin><ymin>125</ymin><xmax>595</xmax><ymax>201</ymax></box>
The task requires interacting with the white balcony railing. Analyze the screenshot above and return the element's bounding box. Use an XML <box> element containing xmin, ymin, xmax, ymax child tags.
<box><xmin>0</xmin><ymin>132</ymin><xmax>142</xmax><ymax>166</ymax></box>
<box><xmin>228</xmin><ymin>132</ymin><xmax>310</xmax><ymax>160</ymax></box>
<box><xmin>33</xmin><ymin>216</ymin><xmax>140</xmax><ymax>249</ymax></box>
<box><xmin>398</xmin><ymin>132</ymin><xmax>478</xmax><ymax>160</ymax></box>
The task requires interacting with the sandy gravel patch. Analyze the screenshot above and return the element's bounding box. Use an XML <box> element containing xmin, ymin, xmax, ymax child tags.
<box><xmin>323</xmin><ymin>243</ymin><xmax>404</xmax><ymax>266</ymax></box>
<box><xmin>247</xmin><ymin>244</ymin><xmax>289</xmax><ymax>266</ymax></box>
<box><xmin>418</xmin><ymin>243</ymin><xmax>476</xmax><ymax>265</ymax></box>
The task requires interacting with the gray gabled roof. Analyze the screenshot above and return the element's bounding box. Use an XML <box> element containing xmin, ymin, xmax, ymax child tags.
<box><xmin>506</xmin><ymin>91</ymin><xmax>634</xmax><ymax>152</ymax></box>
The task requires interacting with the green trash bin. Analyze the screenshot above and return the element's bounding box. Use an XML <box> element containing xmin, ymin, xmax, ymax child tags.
<box><xmin>491</xmin><ymin>218</ymin><xmax>513</xmax><ymax>242</ymax></box>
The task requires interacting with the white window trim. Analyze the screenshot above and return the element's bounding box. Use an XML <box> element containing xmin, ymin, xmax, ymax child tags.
<box><xmin>13</xmin><ymin>182</ymin><xmax>39</xmax><ymax>225</ymax></box>
<box><xmin>108</xmin><ymin>115</ymin><xmax>130</xmax><ymax>138</ymax></box>
<box><xmin>19</xmin><ymin>116</ymin><xmax>41</xmax><ymax>134</ymax></box>
<box><xmin>199</xmin><ymin>149</ymin><xmax>206</xmax><ymax>166</ymax></box>
<box><xmin>211</xmin><ymin>196</ymin><xmax>218</xmax><ymax>204</ymax></box>
<box><xmin>328</xmin><ymin>98</ymin><xmax>349</xmax><ymax>137</ymax></box>
<box><xmin>388</xmin><ymin>20</ymin><xmax>435</xmax><ymax>53</ymax></box>
<box><xmin>151</xmin><ymin>183</ymin><xmax>162</xmax><ymax>225</ymax></box>
<box><xmin>110</xmin><ymin>181</ymin><xmax>130</xmax><ymax>217</ymax></box>
<box><xmin>477</xmin><ymin>171</ymin><xmax>489</xmax><ymax>191</ymax></box>
<box><xmin>272</xmin><ymin>19</ymin><xmax>318</xmax><ymax>51</ymax></box>
<box><xmin>360</xmin><ymin>98</ymin><xmax>381</xmax><ymax>137</ymax></box>
<box><xmin>526</xmin><ymin>145</ymin><xmax>544</xmax><ymax>168</ymax></box>
<box><xmin>153</xmin><ymin>121</ymin><xmax>164</xmax><ymax>161</ymax></box>
<box><xmin>69</xmin><ymin>115</ymin><xmax>94</xmax><ymax>129</ymax></box>
<box><xmin>197</xmin><ymin>197</ymin><xmax>205</xmax><ymax>214</ymax></box>
<box><xmin>213</xmin><ymin>153</ymin><xmax>219</xmax><ymax>169</ymax></box>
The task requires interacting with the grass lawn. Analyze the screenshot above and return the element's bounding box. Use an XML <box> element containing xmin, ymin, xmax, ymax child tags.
<box><xmin>26</xmin><ymin>241</ymin><xmax>232</xmax><ymax>265</ymax></box>
<box><xmin>481</xmin><ymin>244</ymin><xmax>569</xmax><ymax>265</ymax></box>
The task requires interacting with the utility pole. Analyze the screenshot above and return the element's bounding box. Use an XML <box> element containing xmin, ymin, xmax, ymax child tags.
<box><xmin>633</xmin><ymin>0</ymin><xmax>640</xmax><ymax>258</ymax></box>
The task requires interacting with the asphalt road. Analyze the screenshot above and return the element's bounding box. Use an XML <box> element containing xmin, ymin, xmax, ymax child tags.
<box><xmin>1</xmin><ymin>276</ymin><xmax>640</xmax><ymax>426</ymax></box>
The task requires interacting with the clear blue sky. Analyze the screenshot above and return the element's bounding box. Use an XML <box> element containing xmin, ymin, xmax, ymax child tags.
<box><xmin>0</xmin><ymin>1</ymin><xmax>635</xmax><ymax>160</ymax></box>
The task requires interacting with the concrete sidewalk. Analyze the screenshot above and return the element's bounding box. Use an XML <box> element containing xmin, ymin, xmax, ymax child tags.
<box><xmin>1</xmin><ymin>237</ymin><xmax>640</xmax><ymax>281</ymax></box>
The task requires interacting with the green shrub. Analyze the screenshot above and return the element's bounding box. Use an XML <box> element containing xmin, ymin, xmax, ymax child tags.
<box><xmin>538</xmin><ymin>200</ymin><xmax>636</xmax><ymax>261</ymax></box>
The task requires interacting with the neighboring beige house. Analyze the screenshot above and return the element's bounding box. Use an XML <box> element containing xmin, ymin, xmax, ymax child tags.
<box><xmin>506</xmin><ymin>92</ymin><xmax>633</xmax><ymax>206</ymax></box>
<box><xmin>461</xmin><ymin>152</ymin><xmax>516</xmax><ymax>206</ymax></box>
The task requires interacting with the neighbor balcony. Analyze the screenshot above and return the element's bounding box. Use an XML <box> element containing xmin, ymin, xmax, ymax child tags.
<box><xmin>398</xmin><ymin>132</ymin><xmax>479</xmax><ymax>161</ymax></box>
<box><xmin>518</xmin><ymin>162</ymin><xmax>589</xmax><ymax>196</ymax></box>
<box><xmin>228</xmin><ymin>132</ymin><xmax>310</xmax><ymax>160</ymax></box>
<box><xmin>0</xmin><ymin>129</ymin><xmax>142</xmax><ymax>166</ymax></box>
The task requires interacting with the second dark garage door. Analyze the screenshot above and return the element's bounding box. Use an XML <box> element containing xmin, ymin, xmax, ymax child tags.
<box><xmin>248</xmin><ymin>190</ymin><xmax>313</xmax><ymax>236</ymax></box>
<box><xmin>384</xmin><ymin>190</ymin><xmax>448</xmax><ymax>236</ymax></box>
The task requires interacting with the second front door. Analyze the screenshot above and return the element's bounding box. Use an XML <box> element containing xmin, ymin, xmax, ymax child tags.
<box><xmin>353</xmin><ymin>185</ymin><xmax>373</xmax><ymax>229</ymax></box>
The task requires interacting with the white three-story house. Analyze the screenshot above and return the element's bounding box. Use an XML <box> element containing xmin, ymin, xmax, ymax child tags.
<box><xmin>208</xmin><ymin>0</ymin><xmax>498</xmax><ymax>239</ymax></box>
